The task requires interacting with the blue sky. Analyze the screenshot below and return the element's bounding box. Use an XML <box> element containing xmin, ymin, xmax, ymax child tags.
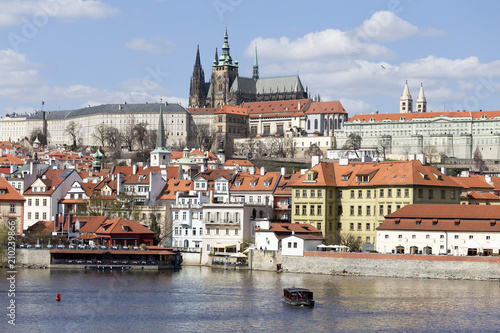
<box><xmin>1</xmin><ymin>0</ymin><xmax>500</xmax><ymax>118</ymax></box>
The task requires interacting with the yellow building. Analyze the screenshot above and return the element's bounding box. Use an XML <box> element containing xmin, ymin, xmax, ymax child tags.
<box><xmin>291</xmin><ymin>158</ymin><xmax>462</xmax><ymax>248</ymax></box>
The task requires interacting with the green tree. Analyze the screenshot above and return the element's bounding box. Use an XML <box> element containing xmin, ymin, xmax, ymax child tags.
<box><xmin>149</xmin><ymin>213</ymin><xmax>162</xmax><ymax>245</ymax></box>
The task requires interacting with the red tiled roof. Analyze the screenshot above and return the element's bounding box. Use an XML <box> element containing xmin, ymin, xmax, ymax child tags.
<box><xmin>385</xmin><ymin>204</ymin><xmax>500</xmax><ymax>220</ymax></box>
<box><xmin>350</xmin><ymin>110</ymin><xmax>500</xmax><ymax>122</ymax></box>
<box><xmin>0</xmin><ymin>154</ymin><xmax>25</xmax><ymax>165</ymax></box>
<box><xmin>0</xmin><ymin>177</ymin><xmax>25</xmax><ymax>202</ymax></box>
<box><xmin>96</xmin><ymin>217</ymin><xmax>153</xmax><ymax>235</ymax></box>
<box><xmin>305</xmin><ymin>101</ymin><xmax>346</xmax><ymax>114</ymax></box>
<box><xmin>451</xmin><ymin>176</ymin><xmax>494</xmax><ymax>190</ymax></box>
<box><xmin>466</xmin><ymin>192</ymin><xmax>500</xmax><ymax>200</ymax></box>
<box><xmin>159</xmin><ymin>179</ymin><xmax>193</xmax><ymax>200</ymax></box>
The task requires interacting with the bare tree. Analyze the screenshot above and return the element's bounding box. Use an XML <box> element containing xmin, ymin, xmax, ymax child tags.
<box><xmin>342</xmin><ymin>133</ymin><xmax>362</xmax><ymax>158</ymax></box>
<box><xmin>421</xmin><ymin>145</ymin><xmax>437</xmax><ymax>163</ymax></box>
<box><xmin>92</xmin><ymin>123</ymin><xmax>107</xmax><ymax>147</ymax></box>
<box><xmin>103</xmin><ymin>126</ymin><xmax>121</xmax><ymax>148</ymax></box>
<box><xmin>267</xmin><ymin>136</ymin><xmax>285</xmax><ymax>157</ymax></box>
<box><xmin>304</xmin><ymin>143</ymin><xmax>323</xmax><ymax>158</ymax></box>
<box><xmin>66</xmin><ymin>121</ymin><xmax>81</xmax><ymax>148</ymax></box>
<box><xmin>284</xmin><ymin>133</ymin><xmax>297</xmax><ymax>158</ymax></box>
<box><xmin>473</xmin><ymin>146</ymin><xmax>488</xmax><ymax>172</ymax></box>
<box><xmin>401</xmin><ymin>142</ymin><xmax>412</xmax><ymax>161</ymax></box>
<box><xmin>29</xmin><ymin>128</ymin><xmax>48</xmax><ymax>146</ymax></box>
<box><xmin>340</xmin><ymin>232</ymin><xmax>363</xmax><ymax>251</ymax></box>
<box><xmin>190</xmin><ymin>124</ymin><xmax>214</xmax><ymax>150</ymax></box>
<box><xmin>134</xmin><ymin>122</ymin><xmax>149</xmax><ymax>150</ymax></box>
<box><xmin>122</xmin><ymin>116</ymin><xmax>136</xmax><ymax>151</ymax></box>
<box><xmin>377</xmin><ymin>135</ymin><xmax>391</xmax><ymax>160</ymax></box>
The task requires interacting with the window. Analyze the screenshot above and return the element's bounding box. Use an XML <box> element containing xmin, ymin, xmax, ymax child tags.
<box><xmin>337</xmin><ymin>190</ymin><xmax>342</xmax><ymax>198</ymax></box>
<box><xmin>310</xmin><ymin>190</ymin><xmax>315</xmax><ymax>198</ymax></box>
<box><xmin>310</xmin><ymin>205</ymin><xmax>315</xmax><ymax>215</ymax></box>
<box><xmin>441</xmin><ymin>190</ymin><xmax>445</xmax><ymax>199</ymax></box>
<box><xmin>317</xmin><ymin>190</ymin><xmax>322</xmax><ymax>198</ymax></box>
<box><xmin>28</xmin><ymin>199</ymin><xmax>32</xmax><ymax>206</ymax></box>
<box><xmin>426</xmin><ymin>235</ymin><xmax>430</xmax><ymax>239</ymax></box>
<box><xmin>396</xmin><ymin>189</ymin><xmax>401</xmax><ymax>198</ymax></box>
<box><xmin>296</xmin><ymin>190</ymin><xmax>300</xmax><ymax>197</ymax></box>
<box><xmin>366</xmin><ymin>206</ymin><xmax>371</xmax><ymax>216</ymax></box>
<box><xmin>9</xmin><ymin>204</ymin><xmax>15</xmax><ymax>213</ymax></box>
<box><xmin>380</xmin><ymin>189</ymin><xmax>384</xmax><ymax>197</ymax></box>
<box><xmin>358</xmin><ymin>206</ymin><xmax>362</xmax><ymax>215</ymax></box>
<box><xmin>206</xmin><ymin>227</ymin><xmax>211</xmax><ymax>235</ymax></box>
<box><xmin>185</xmin><ymin>228</ymin><xmax>188</xmax><ymax>235</ymax></box>
<box><xmin>215</xmin><ymin>228</ymin><xmax>219</xmax><ymax>235</ymax></box>
<box><xmin>385</xmin><ymin>234</ymin><xmax>389</xmax><ymax>239</ymax></box>
<box><xmin>350</xmin><ymin>206</ymin><xmax>354</xmax><ymax>216</ymax></box>
<box><xmin>379</xmin><ymin>205</ymin><xmax>384</xmax><ymax>215</ymax></box>
<box><xmin>486</xmin><ymin>236</ymin><xmax>491</xmax><ymax>240</ymax></box>
<box><xmin>405</xmin><ymin>189</ymin><xmax>409</xmax><ymax>197</ymax></box>
<box><xmin>226</xmin><ymin>228</ymin><xmax>229</xmax><ymax>235</ymax></box>
<box><xmin>367</xmin><ymin>190</ymin><xmax>371</xmax><ymax>198</ymax></box>
<box><xmin>317</xmin><ymin>205</ymin><xmax>322</xmax><ymax>215</ymax></box>
<box><xmin>428</xmin><ymin>189</ymin><xmax>434</xmax><ymax>199</ymax></box>
<box><xmin>387</xmin><ymin>205</ymin><xmax>392</xmax><ymax>214</ymax></box>
<box><xmin>412</xmin><ymin>235</ymin><xmax>416</xmax><ymax>239</ymax></box>
<box><xmin>288</xmin><ymin>242</ymin><xmax>292</xmax><ymax>248</ymax></box>
<box><xmin>28</xmin><ymin>212</ymin><xmax>31</xmax><ymax>219</ymax></box>
<box><xmin>398</xmin><ymin>234</ymin><xmax>402</xmax><ymax>239</ymax></box>
<box><xmin>295</xmin><ymin>205</ymin><xmax>300</xmax><ymax>215</ymax></box>
<box><xmin>302</xmin><ymin>205</ymin><xmax>307</xmax><ymax>215</ymax></box>
<box><xmin>366</xmin><ymin>223</ymin><xmax>370</xmax><ymax>230</ymax></box>
<box><xmin>317</xmin><ymin>223</ymin><xmax>321</xmax><ymax>230</ymax></box>
<box><xmin>182</xmin><ymin>212</ymin><xmax>187</xmax><ymax>220</ymax></box>
<box><xmin>43</xmin><ymin>199</ymin><xmax>47</xmax><ymax>206</ymax></box>
<box><xmin>357</xmin><ymin>223</ymin><xmax>362</xmax><ymax>230</ymax></box>
<box><xmin>350</xmin><ymin>190</ymin><xmax>355</xmax><ymax>198</ymax></box>
<box><xmin>293</xmin><ymin>242</ymin><xmax>297</xmax><ymax>248</ymax></box>
<box><xmin>418</xmin><ymin>189</ymin><xmax>423</xmax><ymax>198</ymax></box>
<box><xmin>358</xmin><ymin>190</ymin><xmax>362</xmax><ymax>198</ymax></box>
<box><xmin>302</xmin><ymin>190</ymin><xmax>307</xmax><ymax>197</ymax></box>
<box><xmin>35</xmin><ymin>199</ymin><xmax>39</xmax><ymax>206</ymax></box>
<box><xmin>451</xmin><ymin>190</ymin><xmax>456</xmax><ymax>199</ymax></box>
<box><xmin>329</xmin><ymin>205</ymin><xmax>333</xmax><ymax>215</ymax></box>
<box><xmin>440</xmin><ymin>235</ymin><xmax>444</xmax><ymax>239</ymax></box>
<box><xmin>35</xmin><ymin>212</ymin><xmax>39</xmax><ymax>219</ymax></box>
<box><xmin>337</xmin><ymin>206</ymin><xmax>342</xmax><ymax>215</ymax></box>
<box><xmin>469</xmin><ymin>235</ymin><xmax>473</xmax><ymax>239</ymax></box>
<box><xmin>235</xmin><ymin>229</ymin><xmax>239</xmax><ymax>235</ymax></box>
<box><xmin>366</xmin><ymin>237</ymin><xmax>371</xmax><ymax>243</ymax></box>
<box><xmin>388</xmin><ymin>189</ymin><xmax>392</xmax><ymax>197</ymax></box>
<box><xmin>350</xmin><ymin>223</ymin><xmax>354</xmax><ymax>231</ymax></box>
<box><xmin>42</xmin><ymin>212</ymin><xmax>46</xmax><ymax>220</ymax></box>
<box><xmin>454</xmin><ymin>235</ymin><xmax>459</xmax><ymax>239</ymax></box>
<box><xmin>193</xmin><ymin>228</ymin><xmax>196</xmax><ymax>236</ymax></box>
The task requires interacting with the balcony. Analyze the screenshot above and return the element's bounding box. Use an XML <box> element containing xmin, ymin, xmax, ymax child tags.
<box><xmin>204</xmin><ymin>219</ymin><xmax>239</xmax><ymax>225</ymax></box>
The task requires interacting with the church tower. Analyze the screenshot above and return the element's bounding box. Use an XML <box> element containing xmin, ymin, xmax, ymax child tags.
<box><xmin>416</xmin><ymin>83</ymin><xmax>427</xmax><ymax>113</ymax></box>
<box><xmin>189</xmin><ymin>45</ymin><xmax>206</xmax><ymax>108</ymax></box>
<box><xmin>150</xmin><ymin>100</ymin><xmax>171</xmax><ymax>167</ymax></box>
<box><xmin>252</xmin><ymin>46</ymin><xmax>259</xmax><ymax>81</ymax></box>
<box><xmin>208</xmin><ymin>27</ymin><xmax>239</xmax><ymax>107</ymax></box>
<box><xmin>400</xmin><ymin>81</ymin><xmax>413</xmax><ymax>113</ymax></box>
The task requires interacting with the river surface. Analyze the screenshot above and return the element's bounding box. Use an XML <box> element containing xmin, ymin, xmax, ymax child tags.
<box><xmin>1</xmin><ymin>267</ymin><xmax>499</xmax><ymax>332</ymax></box>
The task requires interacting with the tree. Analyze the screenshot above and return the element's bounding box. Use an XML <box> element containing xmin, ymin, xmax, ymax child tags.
<box><xmin>421</xmin><ymin>145</ymin><xmax>437</xmax><ymax>163</ymax></box>
<box><xmin>66</xmin><ymin>121</ymin><xmax>81</xmax><ymax>149</ymax></box>
<box><xmin>133</xmin><ymin>122</ymin><xmax>149</xmax><ymax>150</ymax></box>
<box><xmin>283</xmin><ymin>133</ymin><xmax>297</xmax><ymax>158</ymax></box>
<box><xmin>378</xmin><ymin>135</ymin><xmax>391</xmax><ymax>160</ymax></box>
<box><xmin>104</xmin><ymin>126</ymin><xmax>122</xmax><ymax>148</ymax></box>
<box><xmin>342</xmin><ymin>133</ymin><xmax>362</xmax><ymax>158</ymax></box>
<box><xmin>304</xmin><ymin>143</ymin><xmax>323</xmax><ymax>158</ymax></box>
<box><xmin>149</xmin><ymin>213</ymin><xmax>162</xmax><ymax>245</ymax></box>
<box><xmin>29</xmin><ymin>128</ymin><xmax>48</xmax><ymax>146</ymax></box>
<box><xmin>122</xmin><ymin>116</ymin><xmax>136</xmax><ymax>151</ymax></box>
<box><xmin>473</xmin><ymin>146</ymin><xmax>488</xmax><ymax>172</ymax></box>
<box><xmin>190</xmin><ymin>124</ymin><xmax>214</xmax><ymax>150</ymax></box>
<box><xmin>401</xmin><ymin>142</ymin><xmax>413</xmax><ymax>161</ymax></box>
<box><xmin>92</xmin><ymin>123</ymin><xmax>107</xmax><ymax>147</ymax></box>
<box><xmin>340</xmin><ymin>232</ymin><xmax>363</xmax><ymax>251</ymax></box>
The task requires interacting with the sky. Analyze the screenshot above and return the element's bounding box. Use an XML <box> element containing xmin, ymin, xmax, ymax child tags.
<box><xmin>1</xmin><ymin>0</ymin><xmax>500</xmax><ymax>119</ymax></box>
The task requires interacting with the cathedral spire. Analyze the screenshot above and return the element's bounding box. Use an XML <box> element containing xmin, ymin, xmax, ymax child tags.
<box><xmin>218</xmin><ymin>26</ymin><xmax>233</xmax><ymax>65</ymax></box>
<box><xmin>252</xmin><ymin>46</ymin><xmax>259</xmax><ymax>81</ymax></box>
<box><xmin>156</xmin><ymin>98</ymin><xmax>166</xmax><ymax>149</ymax></box>
<box><xmin>400</xmin><ymin>80</ymin><xmax>413</xmax><ymax>113</ymax></box>
<box><xmin>213</xmin><ymin>47</ymin><xmax>218</xmax><ymax>66</ymax></box>
<box><xmin>195</xmin><ymin>44</ymin><xmax>201</xmax><ymax>68</ymax></box>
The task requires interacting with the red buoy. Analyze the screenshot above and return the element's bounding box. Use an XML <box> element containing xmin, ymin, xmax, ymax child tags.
<box><xmin>56</xmin><ymin>294</ymin><xmax>61</xmax><ymax>301</ymax></box>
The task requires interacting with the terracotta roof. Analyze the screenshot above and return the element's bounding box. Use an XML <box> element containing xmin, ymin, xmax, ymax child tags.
<box><xmin>385</xmin><ymin>204</ymin><xmax>500</xmax><ymax>220</ymax></box>
<box><xmin>0</xmin><ymin>177</ymin><xmax>25</xmax><ymax>202</ymax></box>
<box><xmin>451</xmin><ymin>176</ymin><xmax>494</xmax><ymax>190</ymax></box>
<box><xmin>466</xmin><ymin>192</ymin><xmax>500</xmax><ymax>200</ymax></box>
<box><xmin>185</xmin><ymin>107</ymin><xmax>218</xmax><ymax>115</ymax></box>
<box><xmin>292</xmin><ymin>160</ymin><xmax>459</xmax><ymax>188</ymax></box>
<box><xmin>231</xmin><ymin>171</ymin><xmax>280</xmax><ymax>192</ymax></box>
<box><xmin>490</xmin><ymin>177</ymin><xmax>500</xmax><ymax>190</ymax></box>
<box><xmin>243</xmin><ymin>99</ymin><xmax>311</xmax><ymax>115</ymax></box>
<box><xmin>0</xmin><ymin>154</ymin><xmax>25</xmax><ymax>165</ymax></box>
<box><xmin>96</xmin><ymin>217</ymin><xmax>153</xmax><ymax>235</ymax></box>
<box><xmin>23</xmin><ymin>169</ymin><xmax>76</xmax><ymax>195</ymax></box>
<box><xmin>350</xmin><ymin>110</ymin><xmax>500</xmax><ymax>122</ymax></box>
<box><xmin>193</xmin><ymin>169</ymin><xmax>235</xmax><ymax>181</ymax></box>
<box><xmin>305</xmin><ymin>101</ymin><xmax>347</xmax><ymax>114</ymax></box>
<box><xmin>256</xmin><ymin>222</ymin><xmax>322</xmax><ymax>234</ymax></box>
<box><xmin>273</xmin><ymin>172</ymin><xmax>302</xmax><ymax>196</ymax></box>
<box><xmin>224</xmin><ymin>159</ymin><xmax>254</xmax><ymax>167</ymax></box>
<box><xmin>159</xmin><ymin>179</ymin><xmax>193</xmax><ymax>200</ymax></box>
<box><xmin>214</xmin><ymin>105</ymin><xmax>248</xmax><ymax>115</ymax></box>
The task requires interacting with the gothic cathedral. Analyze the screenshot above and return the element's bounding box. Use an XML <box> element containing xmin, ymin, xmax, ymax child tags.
<box><xmin>188</xmin><ymin>27</ymin><xmax>308</xmax><ymax>108</ymax></box>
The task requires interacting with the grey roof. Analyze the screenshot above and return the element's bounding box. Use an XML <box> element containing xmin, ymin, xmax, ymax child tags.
<box><xmin>27</xmin><ymin>103</ymin><xmax>188</xmax><ymax>120</ymax></box>
<box><xmin>229</xmin><ymin>75</ymin><xmax>305</xmax><ymax>94</ymax></box>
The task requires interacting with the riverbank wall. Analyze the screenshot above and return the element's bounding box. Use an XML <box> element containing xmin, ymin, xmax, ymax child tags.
<box><xmin>278</xmin><ymin>251</ymin><xmax>500</xmax><ymax>281</ymax></box>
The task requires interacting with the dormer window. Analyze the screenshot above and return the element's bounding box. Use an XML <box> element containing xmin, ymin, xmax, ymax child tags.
<box><xmin>264</xmin><ymin>181</ymin><xmax>270</xmax><ymax>187</ymax></box>
<box><xmin>122</xmin><ymin>226</ymin><xmax>131</xmax><ymax>232</ymax></box>
<box><xmin>250</xmin><ymin>181</ymin><xmax>256</xmax><ymax>187</ymax></box>
<box><xmin>307</xmin><ymin>174</ymin><xmax>313</xmax><ymax>181</ymax></box>
<box><xmin>235</xmin><ymin>181</ymin><xmax>241</xmax><ymax>187</ymax></box>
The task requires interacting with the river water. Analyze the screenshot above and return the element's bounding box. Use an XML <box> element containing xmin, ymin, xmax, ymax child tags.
<box><xmin>1</xmin><ymin>267</ymin><xmax>499</xmax><ymax>332</ymax></box>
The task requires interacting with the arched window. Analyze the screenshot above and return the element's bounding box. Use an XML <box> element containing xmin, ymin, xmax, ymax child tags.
<box><xmin>307</xmin><ymin>120</ymin><xmax>311</xmax><ymax>130</ymax></box>
<box><xmin>314</xmin><ymin>119</ymin><xmax>318</xmax><ymax>129</ymax></box>
<box><xmin>184</xmin><ymin>240</ymin><xmax>189</xmax><ymax>248</ymax></box>
<box><xmin>334</xmin><ymin>118</ymin><xmax>338</xmax><ymax>129</ymax></box>
<box><xmin>330</xmin><ymin>118</ymin><xmax>333</xmax><ymax>130</ymax></box>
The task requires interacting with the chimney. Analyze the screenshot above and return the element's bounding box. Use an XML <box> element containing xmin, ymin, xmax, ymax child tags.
<box><xmin>250</xmin><ymin>167</ymin><xmax>255</xmax><ymax>175</ymax></box>
<box><xmin>260</xmin><ymin>167</ymin><xmax>266</xmax><ymax>176</ymax></box>
<box><xmin>311</xmin><ymin>156</ymin><xmax>320</xmax><ymax>168</ymax></box>
<box><xmin>201</xmin><ymin>165</ymin><xmax>207</xmax><ymax>173</ymax></box>
<box><xmin>133</xmin><ymin>165</ymin><xmax>138</xmax><ymax>175</ymax></box>
<box><xmin>119</xmin><ymin>104</ymin><xmax>122</xmax><ymax>110</ymax></box>
<box><xmin>298</xmin><ymin>102</ymin><xmax>301</xmax><ymax>110</ymax></box>
<box><xmin>281</xmin><ymin>167</ymin><xmax>286</xmax><ymax>176</ymax></box>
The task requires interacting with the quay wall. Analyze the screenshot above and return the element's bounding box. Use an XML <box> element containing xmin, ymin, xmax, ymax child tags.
<box><xmin>279</xmin><ymin>252</ymin><xmax>500</xmax><ymax>281</ymax></box>
<box><xmin>181</xmin><ymin>251</ymin><xmax>201</xmax><ymax>265</ymax></box>
<box><xmin>16</xmin><ymin>249</ymin><xmax>50</xmax><ymax>267</ymax></box>
<box><xmin>250</xmin><ymin>249</ymin><xmax>282</xmax><ymax>271</ymax></box>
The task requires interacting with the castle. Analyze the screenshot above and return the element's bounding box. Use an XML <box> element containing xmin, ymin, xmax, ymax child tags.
<box><xmin>188</xmin><ymin>27</ymin><xmax>308</xmax><ymax>108</ymax></box>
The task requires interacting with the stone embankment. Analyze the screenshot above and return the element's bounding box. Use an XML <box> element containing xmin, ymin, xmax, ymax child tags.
<box><xmin>279</xmin><ymin>252</ymin><xmax>500</xmax><ymax>281</ymax></box>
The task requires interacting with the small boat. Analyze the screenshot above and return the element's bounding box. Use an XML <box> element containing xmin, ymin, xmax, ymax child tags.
<box><xmin>283</xmin><ymin>287</ymin><xmax>314</xmax><ymax>306</ymax></box>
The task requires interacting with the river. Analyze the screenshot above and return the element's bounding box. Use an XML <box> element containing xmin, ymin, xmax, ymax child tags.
<box><xmin>1</xmin><ymin>267</ymin><xmax>499</xmax><ymax>332</ymax></box>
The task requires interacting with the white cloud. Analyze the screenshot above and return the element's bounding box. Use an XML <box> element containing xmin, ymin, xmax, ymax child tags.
<box><xmin>123</xmin><ymin>38</ymin><xmax>177</xmax><ymax>55</ymax></box>
<box><xmin>0</xmin><ymin>0</ymin><xmax>119</xmax><ymax>27</ymax></box>
<box><xmin>339</xmin><ymin>98</ymin><xmax>372</xmax><ymax>115</ymax></box>
<box><xmin>353</xmin><ymin>11</ymin><xmax>419</xmax><ymax>43</ymax></box>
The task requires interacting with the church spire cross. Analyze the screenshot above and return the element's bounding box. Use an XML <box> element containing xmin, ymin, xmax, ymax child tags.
<box><xmin>252</xmin><ymin>45</ymin><xmax>259</xmax><ymax>81</ymax></box>
<box><xmin>156</xmin><ymin>98</ymin><xmax>166</xmax><ymax>149</ymax></box>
